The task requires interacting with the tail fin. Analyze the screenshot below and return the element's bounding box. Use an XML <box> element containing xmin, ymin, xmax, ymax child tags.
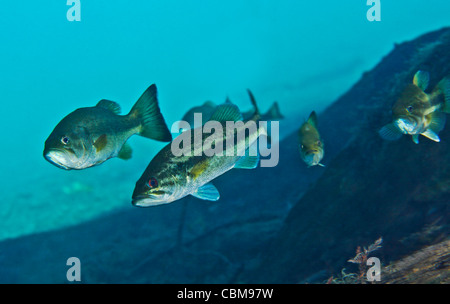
<box><xmin>129</xmin><ymin>84</ymin><xmax>173</xmax><ymax>142</ymax></box>
<box><xmin>246</xmin><ymin>89</ymin><xmax>260</xmax><ymax>121</ymax></box>
<box><xmin>437</xmin><ymin>77</ymin><xmax>450</xmax><ymax>113</ymax></box>
<box><xmin>264</xmin><ymin>102</ymin><xmax>284</xmax><ymax>120</ymax></box>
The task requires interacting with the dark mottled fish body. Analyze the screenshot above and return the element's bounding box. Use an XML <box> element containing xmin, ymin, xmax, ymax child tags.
<box><xmin>179</xmin><ymin>90</ymin><xmax>283</xmax><ymax>130</ymax></box>
<box><xmin>242</xmin><ymin>101</ymin><xmax>284</xmax><ymax>121</ymax></box>
<box><xmin>132</xmin><ymin>94</ymin><xmax>265</xmax><ymax>207</ymax></box>
<box><xmin>179</xmin><ymin>101</ymin><xmax>217</xmax><ymax>130</ymax></box>
<box><xmin>379</xmin><ymin>71</ymin><xmax>450</xmax><ymax>144</ymax></box>
<box><xmin>44</xmin><ymin>84</ymin><xmax>172</xmax><ymax>170</ymax></box>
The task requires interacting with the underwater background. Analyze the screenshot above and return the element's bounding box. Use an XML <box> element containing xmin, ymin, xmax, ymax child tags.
<box><xmin>0</xmin><ymin>1</ymin><xmax>449</xmax><ymax>283</ymax></box>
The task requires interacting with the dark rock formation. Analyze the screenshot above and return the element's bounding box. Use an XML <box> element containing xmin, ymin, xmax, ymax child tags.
<box><xmin>245</xmin><ymin>27</ymin><xmax>450</xmax><ymax>283</ymax></box>
<box><xmin>382</xmin><ymin>239</ymin><xmax>449</xmax><ymax>284</ymax></box>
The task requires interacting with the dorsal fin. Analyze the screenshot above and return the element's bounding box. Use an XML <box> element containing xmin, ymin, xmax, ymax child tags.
<box><xmin>307</xmin><ymin>111</ymin><xmax>318</xmax><ymax>127</ymax></box>
<box><xmin>203</xmin><ymin>101</ymin><xmax>216</xmax><ymax>108</ymax></box>
<box><xmin>96</xmin><ymin>99</ymin><xmax>121</xmax><ymax>114</ymax></box>
<box><xmin>265</xmin><ymin>101</ymin><xmax>284</xmax><ymax>120</ymax></box>
<box><xmin>413</xmin><ymin>70</ymin><xmax>430</xmax><ymax>91</ymax></box>
<box><xmin>247</xmin><ymin>89</ymin><xmax>260</xmax><ymax>121</ymax></box>
<box><xmin>209</xmin><ymin>103</ymin><xmax>243</xmax><ymax>122</ymax></box>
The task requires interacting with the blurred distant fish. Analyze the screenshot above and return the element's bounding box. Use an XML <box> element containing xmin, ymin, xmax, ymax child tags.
<box><xmin>242</xmin><ymin>100</ymin><xmax>284</xmax><ymax>121</ymax></box>
<box><xmin>178</xmin><ymin>90</ymin><xmax>284</xmax><ymax>131</ymax></box>
<box><xmin>178</xmin><ymin>101</ymin><xmax>216</xmax><ymax>131</ymax></box>
<box><xmin>379</xmin><ymin>71</ymin><xmax>450</xmax><ymax>144</ymax></box>
<box><xmin>43</xmin><ymin>84</ymin><xmax>172</xmax><ymax>170</ymax></box>
<box><xmin>298</xmin><ymin>111</ymin><xmax>324</xmax><ymax>167</ymax></box>
<box><xmin>132</xmin><ymin>96</ymin><xmax>266</xmax><ymax>207</ymax></box>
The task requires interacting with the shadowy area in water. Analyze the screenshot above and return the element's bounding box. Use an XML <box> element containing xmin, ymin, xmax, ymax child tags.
<box><xmin>0</xmin><ymin>27</ymin><xmax>449</xmax><ymax>283</ymax></box>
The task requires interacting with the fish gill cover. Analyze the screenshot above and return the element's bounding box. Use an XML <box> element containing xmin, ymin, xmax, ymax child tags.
<box><xmin>0</xmin><ymin>1</ymin><xmax>448</xmax><ymax>284</ymax></box>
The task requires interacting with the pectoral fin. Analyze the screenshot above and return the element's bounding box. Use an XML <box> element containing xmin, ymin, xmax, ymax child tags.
<box><xmin>412</xmin><ymin>134</ymin><xmax>419</xmax><ymax>144</ymax></box>
<box><xmin>428</xmin><ymin>111</ymin><xmax>446</xmax><ymax>133</ymax></box>
<box><xmin>191</xmin><ymin>183</ymin><xmax>220</xmax><ymax>201</ymax></box>
<box><xmin>93</xmin><ymin>134</ymin><xmax>108</xmax><ymax>152</ymax></box>
<box><xmin>378</xmin><ymin>123</ymin><xmax>403</xmax><ymax>141</ymax></box>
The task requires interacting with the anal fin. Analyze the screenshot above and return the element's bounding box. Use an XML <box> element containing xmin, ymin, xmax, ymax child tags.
<box><xmin>234</xmin><ymin>142</ymin><xmax>259</xmax><ymax>169</ymax></box>
<box><xmin>118</xmin><ymin>142</ymin><xmax>133</xmax><ymax>160</ymax></box>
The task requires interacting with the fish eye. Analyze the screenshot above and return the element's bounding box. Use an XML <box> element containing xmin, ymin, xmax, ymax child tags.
<box><xmin>61</xmin><ymin>136</ymin><xmax>69</xmax><ymax>145</ymax></box>
<box><xmin>406</xmin><ymin>106</ymin><xmax>413</xmax><ymax>112</ymax></box>
<box><xmin>316</xmin><ymin>141</ymin><xmax>321</xmax><ymax>146</ymax></box>
<box><xmin>148</xmin><ymin>177</ymin><xmax>158</xmax><ymax>188</ymax></box>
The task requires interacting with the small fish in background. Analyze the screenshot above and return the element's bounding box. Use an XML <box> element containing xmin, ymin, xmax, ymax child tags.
<box><xmin>379</xmin><ymin>70</ymin><xmax>450</xmax><ymax>144</ymax></box>
<box><xmin>43</xmin><ymin>84</ymin><xmax>172</xmax><ymax>170</ymax></box>
<box><xmin>242</xmin><ymin>100</ymin><xmax>284</xmax><ymax>121</ymax></box>
<box><xmin>178</xmin><ymin>91</ymin><xmax>284</xmax><ymax>131</ymax></box>
<box><xmin>131</xmin><ymin>92</ymin><xmax>266</xmax><ymax>207</ymax></box>
<box><xmin>178</xmin><ymin>101</ymin><xmax>217</xmax><ymax>131</ymax></box>
<box><xmin>298</xmin><ymin>111</ymin><xmax>325</xmax><ymax>167</ymax></box>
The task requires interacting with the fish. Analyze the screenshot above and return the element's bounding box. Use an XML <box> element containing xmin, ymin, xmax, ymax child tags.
<box><xmin>298</xmin><ymin>111</ymin><xmax>325</xmax><ymax>167</ymax></box>
<box><xmin>379</xmin><ymin>70</ymin><xmax>450</xmax><ymax>144</ymax></box>
<box><xmin>43</xmin><ymin>84</ymin><xmax>172</xmax><ymax>170</ymax></box>
<box><xmin>178</xmin><ymin>90</ymin><xmax>283</xmax><ymax>131</ymax></box>
<box><xmin>242</xmin><ymin>99</ymin><xmax>284</xmax><ymax>121</ymax></box>
<box><xmin>178</xmin><ymin>101</ymin><xmax>217</xmax><ymax>131</ymax></box>
<box><xmin>132</xmin><ymin>92</ymin><xmax>266</xmax><ymax>207</ymax></box>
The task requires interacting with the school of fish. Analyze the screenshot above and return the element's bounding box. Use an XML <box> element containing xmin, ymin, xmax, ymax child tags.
<box><xmin>43</xmin><ymin>70</ymin><xmax>450</xmax><ymax>206</ymax></box>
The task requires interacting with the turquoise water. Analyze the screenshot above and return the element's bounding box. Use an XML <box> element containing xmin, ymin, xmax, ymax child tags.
<box><xmin>0</xmin><ymin>1</ymin><xmax>449</xmax><ymax>242</ymax></box>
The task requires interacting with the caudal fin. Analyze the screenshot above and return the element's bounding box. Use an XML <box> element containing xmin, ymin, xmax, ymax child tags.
<box><xmin>264</xmin><ymin>102</ymin><xmax>284</xmax><ymax>120</ymax></box>
<box><xmin>129</xmin><ymin>84</ymin><xmax>173</xmax><ymax>142</ymax></box>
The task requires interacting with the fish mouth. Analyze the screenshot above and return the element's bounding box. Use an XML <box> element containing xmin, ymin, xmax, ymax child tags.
<box><xmin>44</xmin><ymin>149</ymin><xmax>71</xmax><ymax>170</ymax></box>
<box><xmin>394</xmin><ymin>116</ymin><xmax>418</xmax><ymax>134</ymax></box>
<box><xmin>305</xmin><ymin>149</ymin><xmax>319</xmax><ymax>154</ymax></box>
<box><xmin>132</xmin><ymin>194</ymin><xmax>170</xmax><ymax>207</ymax></box>
<box><xmin>302</xmin><ymin>150</ymin><xmax>323</xmax><ymax>167</ymax></box>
